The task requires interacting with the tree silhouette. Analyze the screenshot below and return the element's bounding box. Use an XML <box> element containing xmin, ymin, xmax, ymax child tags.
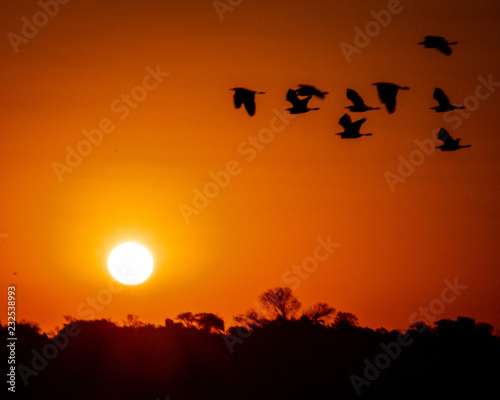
<box><xmin>304</xmin><ymin>302</ymin><xmax>335</xmax><ymax>325</ymax></box>
<box><xmin>476</xmin><ymin>322</ymin><xmax>494</xmax><ymax>336</ymax></box>
<box><xmin>234</xmin><ymin>308</ymin><xmax>269</xmax><ymax>329</ymax></box>
<box><xmin>332</xmin><ymin>311</ymin><xmax>358</xmax><ymax>328</ymax></box>
<box><xmin>175</xmin><ymin>312</ymin><xmax>224</xmax><ymax>332</ymax></box>
<box><xmin>193</xmin><ymin>313</ymin><xmax>225</xmax><ymax>333</ymax></box>
<box><xmin>164</xmin><ymin>318</ymin><xmax>182</xmax><ymax>329</ymax></box>
<box><xmin>259</xmin><ymin>287</ymin><xmax>301</xmax><ymax>321</ymax></box>
<box><xmin>63</xmin><ymin>315</ymin><xmax>76</xmax><ymax>323</ymax></box>
<box><xmin>18</xmin><ymin>320</ymin><xmax>41</xmax><ymax>334</ymax></box>
<box><xmin>125</xmin><ymin>314</ymin><xmax>143</xmax><ymax>328</ymax></box>
<box><xmin>176</xmin><ymin>312</ymin><xmax>196</xmax><ymax>328</ymax></box>
<box><xmin>409</xmin><ymin>320</ymin><xmax>431</xmax><ymax>333</ymax></box>
<box><xmin>3</xmin><ymin>291</ymin><xmax>499</xmax><ymax>400</ymax></box>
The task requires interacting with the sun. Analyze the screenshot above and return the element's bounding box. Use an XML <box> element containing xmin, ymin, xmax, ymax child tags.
<box><xmin>107</xmin><ymin>242</ymin><xmax>154</xmax><ymax>285</ymax></box>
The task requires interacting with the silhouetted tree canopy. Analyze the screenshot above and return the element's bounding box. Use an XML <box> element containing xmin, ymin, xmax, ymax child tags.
<box><xmin>3</xmin><ymin>288</ymin><xmax>498</xmax><ymax>400</ymax></box>
<box><xmin>332</xmin><ymin>311</ymin><xmax>359</xmax><ymax>329</ymax></box>
<box><xmin>476</xmin><ymin>321</ymin><xmax>494</xmax><ymax>335</ymax></box>
<box><xmin>176</xmin><ymin>312</ymin><xmax>224</xmax><ymax>332</ymax></box>
<box><xmin>304</xmin><ymin>302</ymin><xmax>336</xmax><ymax>325</ymax></box>
<box><xmin>125</xmin><ymin>314</ymin><xmax>143</xmax><ymax>328</ymax></box>
<box><xmin>234</xmin><ymin>308</ymin><xmax>269</xmax><ymax>329</ymax></box>
<box><xmin>259</xmin><ymin>287</ymin><xmax>301</xmax><ymax>321</ymax></box>
<box><xmin>17</xmin><ymin>320</ymin><xmax>41</xmax><ymax>334</ymax></box>
<box><xmin>193</xmin><ymin>312</ymin><xmax>225</xmax><ymax>333</ymax></box>
<box><xmin>176</xmin><ymin>311</ymin><xmax>196</xmax><ymax>328</ymax></box>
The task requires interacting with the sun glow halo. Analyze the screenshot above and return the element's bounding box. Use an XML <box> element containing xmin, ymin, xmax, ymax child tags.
<box><xmin>107</xmin><ymin>242</ymin><xmax>154</xmax><ymax>285</ymax></box>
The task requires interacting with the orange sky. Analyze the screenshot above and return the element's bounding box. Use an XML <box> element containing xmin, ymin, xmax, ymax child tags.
<box><xmin>1</xmin><ymin>0</ymin><xmax>499</xmax><ymax>333</ymax></box>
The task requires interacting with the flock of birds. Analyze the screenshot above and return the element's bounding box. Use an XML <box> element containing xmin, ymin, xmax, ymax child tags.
<box><xmin>230</xmin><ymin>36</ymin><xmax>470</xmax><ymax>151</ymax></box>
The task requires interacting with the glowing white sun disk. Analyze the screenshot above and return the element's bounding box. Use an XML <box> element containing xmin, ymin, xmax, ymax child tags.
<box><xmin>108</xmin><ymin>242</ymin><xmax>154</xmax><ymax>285</ymax></box>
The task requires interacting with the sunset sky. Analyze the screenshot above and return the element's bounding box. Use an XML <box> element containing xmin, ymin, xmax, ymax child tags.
<box><xmin>1</xmin><ymin>0</ymin><xmax>499</xmax><ymax>333</ymax></box>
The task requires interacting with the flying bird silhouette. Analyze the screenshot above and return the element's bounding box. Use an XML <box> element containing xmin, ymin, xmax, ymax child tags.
<box><xmin>286</xmin><ymin>89</ymin><xmax>319</xmax><ymax>114</ymax></box>
<box><xmin>431</xmin><ymin>88</ymin><xmax>465</xmax><ymax>112</ymax></box>
<box><xmin>436</xmin><ymin>128</ymin><xmax>470</xmax><ymax>151</ymax></box>
<box><xmin>372</xmin><ymin>82</ymin><xmax>409</xmax><ymax>114</ymax></box>
<box><xmin>345</xmin><ymin>89</ymin><xmax>380</xmax><ymax>112</ymax></box>
<box><xmin>230</xmin><ymin>87</ymin><xmax>265</xmax><ymax>116</ymax></box>
<box><xmin>336</xmin><ymin>113</ymin><xmax>371</xmax><ymax>139</ymax></box>
<box><xmin>418</xmin><ymin>36</ymin><xmax>458</xmax><ymax>55</ymax></box>
<box><xmin>295</xmin><ymin>84</ymin><xmax>329</xmax><ymax>99</ymax></box>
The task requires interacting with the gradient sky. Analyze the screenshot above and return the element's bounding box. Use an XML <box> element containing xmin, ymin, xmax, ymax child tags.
<box><xmin>1</xmin><ymin>0</ymin><xmax>499</xmax><ymax>333</ymax></box>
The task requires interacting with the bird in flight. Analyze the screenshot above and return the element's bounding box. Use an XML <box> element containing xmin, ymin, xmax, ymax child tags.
<box><xmin>336</xmin><ymin>113</ymin><xmax>371</xmax><ymax>139</ymax></box>
<box><xmin>436</xmin><ymin>128</ymin><xmax>470</xmax><ymax>151</ymax></box>
<box><xmin>372</xmin><ymin>82</ymin><xmax>409</xmax><ymax>114</ymax></box>
<box><xmin>295</xmin><ymin>84</ymin><xmax>329</xmax><ymax>99</ymax></box>
<box><xmin>286</xmin><ymin>89</ymin><xmax>319</xmax><ymax>114</ymax></box>
<box><xmin>418</xmin><ymin>36</ymin><xmax>458</xmax><ymax>55</ymax></box>
<box><xmin>230</xmin><ymin>88</ymin><xmax>265</xmax><ymax>116</ymax></box>
<box><xmin>431</xmin><ymin>88</ymin><xmax>465</xmax><ymax>112</ymax></box>
<box><xmin>345</xmin><ymin>89</ymin><xmax>380</xmax><ymax>112</ymax></box>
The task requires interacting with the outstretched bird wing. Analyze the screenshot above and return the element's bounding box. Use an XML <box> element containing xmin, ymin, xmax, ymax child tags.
<box><xmin>232</xmin><ymin>88</ymin><xmax>252</xmax><ymax>109</ymax></box>
<box><xmin>434</xmin><ymin>37</ymin><xmax>453</xmax><ymax>55</ymax></box>
<box><xmin>297</xmin><ymin>84</ymin><xmax>327</xmax><ymax>98</ymax></box>
<box><xmin>351</xmin><ymin>118</ymin><xmax>366</xmax><ymax>134</ymax></box>
<box><xmin>286</xmin><ymin>89</ymin><xmax>300</xmax><ymax>106</ymax></box>
<box><xmin>297</xmin><ymin>84</ymin><xmax>315</xmax><ymax>92</ymax></box>
<box><xmin>437</xmin><ymin>44</ymin><xmax>452</xmax><ymax>55</ymax></box>
<box><xmin>338</xmin><ymin>113</ymin><xmax>352</xmax><ymax>130</ymax></box>
<box><xmin>433</xmin><ymin>88</ymin><xmax>451</xmax><ymax>108</ymax></box>
<box><xmin>233</xmin><ymin>92</ymin><xmax>243</xmax><ymax>109</ymax></box>
<box><xmin>374</xmin><ymin>83</ymin><xmax>399</xmax><ymax>114</ymax></box>
<box><xmin>346</xmin><ymin>89</ymin><xmax>365</xmax><ymax>107</ymax></box>
<box><xmin>419</xmin><ymin>36</ymin><xmax>456</xmax><ymax>55</ymax></box>
<box><xmin>243</xmin><ymin>98</ymin><xmax>256</xmax><ymax>116</ymax></box>
<box><xmin>437</xmin><ymin>128</ymin><xmax>453</xmax><ymax>145</ymax></box>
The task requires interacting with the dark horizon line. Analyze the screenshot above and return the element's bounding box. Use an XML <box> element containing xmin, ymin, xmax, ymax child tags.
<box><xmin>7</xmin><ymin>313</ymin><xmax>498</xmax><ymax>338</ymax></box>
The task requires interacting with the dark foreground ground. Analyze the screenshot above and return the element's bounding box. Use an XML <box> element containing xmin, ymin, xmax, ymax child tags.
<box><xmin>4</xmin><ymin>316</ymin><xmax>499</xmax><ymax>400</ymax></box>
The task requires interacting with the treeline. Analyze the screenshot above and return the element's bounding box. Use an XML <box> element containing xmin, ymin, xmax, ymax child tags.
<box><xmin>3</xmin><ymin>287</ymin><xmax>499</xmax><ymax>400</ymax></box>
